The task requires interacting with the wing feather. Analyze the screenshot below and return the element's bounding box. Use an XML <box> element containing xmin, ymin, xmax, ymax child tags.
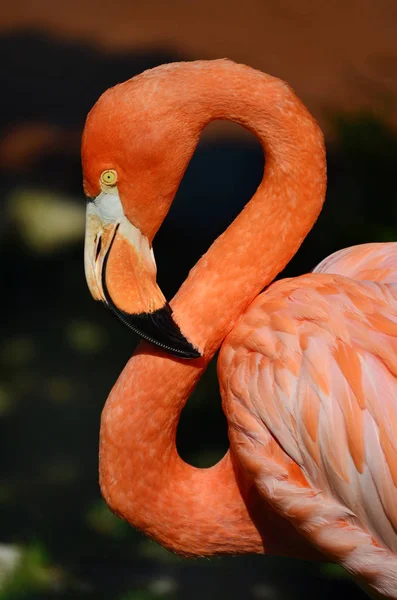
<box><xmin>314</xmin><ymin>242</ymin><xmax>397</xmax><ymax>283</ymax></box>
<box><xmin>221</xmin><ymin>260</ymin><xmax>397</xmax><ymax>555</ymax></box>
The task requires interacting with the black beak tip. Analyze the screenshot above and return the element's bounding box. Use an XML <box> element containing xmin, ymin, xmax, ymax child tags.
<box><xmin>180</xmin><ymin>346</ymin><xmax>202</xmax><ymax>360</ymax></box>
<box><xmin>104</xmin><ymin>300</ymin><xmax>202</xmax><ymax>360</ymax></box>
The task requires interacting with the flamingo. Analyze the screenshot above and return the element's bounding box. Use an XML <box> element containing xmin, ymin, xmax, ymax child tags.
<box><xmin>82</xmin><ymin>59</ymin><xmax>397</xmax><ymax>597</ymax></box>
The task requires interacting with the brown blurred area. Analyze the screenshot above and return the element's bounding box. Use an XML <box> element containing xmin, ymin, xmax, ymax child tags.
<box><xmin>2</xmin><ymin>0</ymin><xmax>397</xmax><ymax>128</ymax></box>
<box><xmin>2</xmin><ymin>0</ymin><xmax>396</xmax><ymax>173</ymax></box>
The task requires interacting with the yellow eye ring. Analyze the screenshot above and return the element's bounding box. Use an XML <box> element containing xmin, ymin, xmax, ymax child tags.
<box><xmin>100</xmin><ymin>169</ymin><xmax>118</xmax><ymax>186</ymax></box>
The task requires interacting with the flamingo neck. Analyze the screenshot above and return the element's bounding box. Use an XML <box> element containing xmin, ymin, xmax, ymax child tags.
<box><xmin>99</xmin><ymin>61</ymin><xmax>326</xmax><ymax>557</ymax></box>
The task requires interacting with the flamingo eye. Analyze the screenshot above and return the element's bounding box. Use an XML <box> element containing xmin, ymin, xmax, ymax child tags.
<box><xmin>100</xmin><ymin>169</ymin><xmax>118</xmax><ymax>187</ymax></box>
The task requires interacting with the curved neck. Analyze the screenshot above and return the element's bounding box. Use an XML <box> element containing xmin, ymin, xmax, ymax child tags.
<box><xmin>170</xmin><ymin>61</ymin><xmax>326</xmax><ymax>354</ymax></box>
<box><xmin>99</xmin><ymin>61</ymin><xmax>326</xmax><ymax>558</ymax></box>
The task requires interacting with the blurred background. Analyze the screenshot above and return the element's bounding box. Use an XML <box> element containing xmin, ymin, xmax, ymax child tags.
<box><xmin>1</xmin><ymin>1</ymin><xmax>397</xmax><ymax>598</ymax></box>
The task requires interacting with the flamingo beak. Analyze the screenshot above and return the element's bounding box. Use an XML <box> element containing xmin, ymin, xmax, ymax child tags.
<box><xmin>84</xmin><ymin>188</ymin><xmax>201</xmax><ymax>359</ymax></box>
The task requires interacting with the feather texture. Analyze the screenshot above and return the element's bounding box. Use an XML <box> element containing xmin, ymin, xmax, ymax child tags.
<box><xmin>220</xmin><ymin>243</ymin><xmax>397</xmax><ymax>597</ymax></box>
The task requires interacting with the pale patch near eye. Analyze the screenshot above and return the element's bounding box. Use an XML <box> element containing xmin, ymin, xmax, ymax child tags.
<box><xmin>92</xmin><ymin>188</ymin><xmax>124</xmax><ymax>224</ymax></box>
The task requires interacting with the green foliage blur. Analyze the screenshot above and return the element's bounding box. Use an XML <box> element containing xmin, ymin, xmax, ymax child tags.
<box><xmin>1</xmin><ymin>32</ymin><xmax>396</xmax><ymax>600</ymax></box>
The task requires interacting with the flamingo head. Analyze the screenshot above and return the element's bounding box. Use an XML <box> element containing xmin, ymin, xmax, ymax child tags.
<box><xmin>81</xmin><ymin>70</ymin><xmax>202</xmax><ymax>359</ymax></box>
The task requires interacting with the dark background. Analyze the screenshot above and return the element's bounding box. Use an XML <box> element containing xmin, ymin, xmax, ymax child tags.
<box><xmin>1</xmin><ymin>2</ymin><xmax>397</xmax><ymax>598</ymax></box>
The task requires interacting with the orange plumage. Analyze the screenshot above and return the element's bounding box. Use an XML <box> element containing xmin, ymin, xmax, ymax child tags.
<box><xmin>82</xmin><ymin>60</ymin><xmax>397</xmax><ymax>597</ymax></box>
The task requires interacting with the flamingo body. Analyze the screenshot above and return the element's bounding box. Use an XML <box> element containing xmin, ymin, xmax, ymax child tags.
<box><xmin>81</xmin><ymin>60</ymin><xmax>397</xmax><ymax>597</ymax></box>
<box><xmin>220</xmin><ymin>243</ymin><xmax>397</xmax><ymax>595</ymax></box>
